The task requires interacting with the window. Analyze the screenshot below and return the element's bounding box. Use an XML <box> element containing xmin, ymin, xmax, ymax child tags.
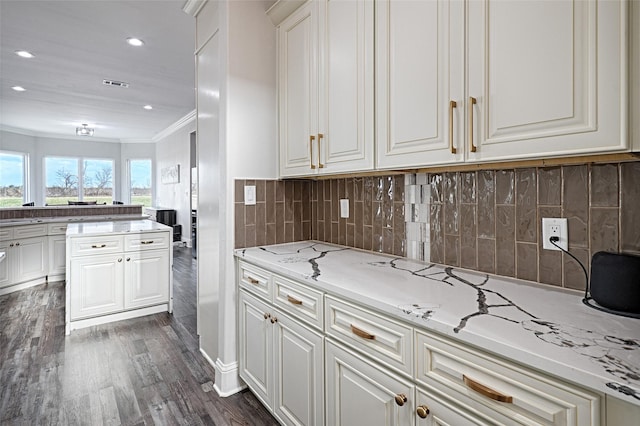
<box><xmin>129</xmin><ymin>159</ymin><xmax>152</xmax><ymax>206</ymax></box>
<box><xmin>0</xmin><ymin>151</ymin><xmax>28</xmax><ymax>207</ymax></box>
<box><xmin>45</xmin><ymin>157</ymin><xmax>114</xmax><ymax>205</ymax></box>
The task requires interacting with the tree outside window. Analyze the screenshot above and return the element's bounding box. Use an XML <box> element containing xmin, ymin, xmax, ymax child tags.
<box><xmin>45</xmin><ymin>157</ymin><xmax>114</xmax><ymax>205</ymax></box>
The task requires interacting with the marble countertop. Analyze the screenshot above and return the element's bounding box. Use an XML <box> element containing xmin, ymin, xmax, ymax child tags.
<box><xmin>235</xmin><ymin>241</ymin><xmax>640</xmax><ymax>407</ymax></box>
<box><xmin>0</xmin><ymin>214</ymin><xmax>148</xmax><ymax>228</ymax></box>
<box><xmin>66</xmin><ymin>219</ymin><xmax>170</xmax><ymax>237</ymax></box>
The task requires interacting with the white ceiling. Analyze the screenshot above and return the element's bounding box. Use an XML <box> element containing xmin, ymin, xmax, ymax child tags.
<box><xmin>0</xmin><ymin>0</ymin><xmax>195</xmax><ymax>143</ymax></box>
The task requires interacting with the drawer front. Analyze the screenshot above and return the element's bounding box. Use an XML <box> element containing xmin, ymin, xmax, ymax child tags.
<box><xmin>415</xmin><ymin>330</ymin><xmax>600</xmax><ymax>425</ymax></box>
<box><xmin>47</xmin><ymin>223</ymin><xmax>68</xmax><ymax>235</ymax></box>
<box><xmin>14</xmin><ymin>224</ymin><xmax>47</xmax><ymax>239</ymax></box>
<box><xmin>325</xmin><ymin>295</ymin><xmax>413</xmax><ymax>375</ymax></box>
<box><xmin>70</xmin><ymin>235</ymin><xmax>124</xmax><ymax>257</ymax></box>
<box><xmin>124</xmin><ymin>232</ymin><xmax>170</xmax><ymax>251</ymax></box>
<box><xmin>0</xmin><ymin>227</ymin><xmax>13</xmax><ymax>240</ymax></box>
<box><xmin>238</xmin><ymin>261</ymin><xmax>272</xmax><ymax>300</ymax></box>
<box><xmin>273</xmin><ymin>274</ymin><xmax>323</xmax><ymax>330</ymax></box>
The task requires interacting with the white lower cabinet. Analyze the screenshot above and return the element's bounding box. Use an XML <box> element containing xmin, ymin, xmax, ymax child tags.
<box><xmin>69</xmin><ymin>253</ymin><xmax>125</xmax><ymax>319</ymax></box>
<box><xmin>414</xmin><ymin>386</ymin><xmax>496</xmax><ymax>426</ymax></box>
<box><xmin>239</xmin><ymin>289</ymin><xmax>324</xmax><ymax>426</ymax></box>
<box><xmin>48</xmin><ymin>234</ymin><xmax>67</xmax><ymax>279</ymax></box>
<box><xmin>0</xmin><ymin>231</ymin><xmax>48</xmax><ymax>291</ymax></box>
<box><xmin>124</xmin><ymin>250</ymin><xmax>170</xmax><ymax>309</ymax></box>
<box><xmin>325</xmin><ymin>339</ymin><xmax>414</xmax><ymax>426</ymax></box>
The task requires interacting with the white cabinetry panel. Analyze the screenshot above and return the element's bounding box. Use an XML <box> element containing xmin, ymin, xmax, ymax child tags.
<box><xmin>124</xmin><ymin>250</ymin><xmax>170</xmax><ymax>309</ymax></box>
<box><xmin>70</xmin><ymin>254</ymin><xmax>124</xmax><ymax>320</ymax></box>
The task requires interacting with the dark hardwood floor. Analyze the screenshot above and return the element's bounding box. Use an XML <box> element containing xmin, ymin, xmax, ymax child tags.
<box><xmin>0</xmin><ymin>247</ymin><xmax>278</xmax><ymax>426</ymax></box>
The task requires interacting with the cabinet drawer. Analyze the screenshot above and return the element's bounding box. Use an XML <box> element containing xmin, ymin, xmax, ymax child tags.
<box><xmin>325</xmin><ymin>295</ymin><xmax>413</xmax><ymax>375</ymax></box>
<box><xmin>14</xmin><ymin>224</ymin><xmax>47</xmax><ymax>239</ymax></box>
<box><xmin>47</xmin><ymin>223</ymin><xmax>68</xmax><ymax>235</ymax></box>
<box><xmin>415</xmin><ymin>330</ymin><xmax>600</xmax><ymax>425</ymax></box>
<box><xmin>0</xmin><ymin>227</ymin><xmax>13</xmax><ymax>240</ymax></box>
<box><xmin>124</xmin><ymin>232</ymin><xmax>170</xmax><ymax>251</ymax></box>
<box><xmin>70</xmin><ymin>235</ymin><xmax>124</xmax><ymax>257</ymax></box>
<box><xmin>238</xmin><ymin>261</ymin><xmax>272</xmax><ymax>300</ymax></box>
<box><xmin>273</xmin><ymin>274</ymin><xmax>323</xmax><ymax>330</ymax></box>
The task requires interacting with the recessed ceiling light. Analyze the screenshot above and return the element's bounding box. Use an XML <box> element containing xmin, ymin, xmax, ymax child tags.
<box><xmin>143</xmin><ymin>105</ymin><xmax>153</xmax><ymax>110</ymax></box>
<box><xmin>15</xmin><ymin>50</ymin><xmax>34</xmax><ymax>58</ymax></box>
<box><xmin>12</xmin><ymin>86</ymin><xmax>26</xmax><ymax>92</ymax></box>
<box><xmin>126</xmin><ymin>37</ymin><xmax>145</xmax><ymax>47</ymax></box>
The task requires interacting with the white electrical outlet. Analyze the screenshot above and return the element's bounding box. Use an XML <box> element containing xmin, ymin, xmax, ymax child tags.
<box><xmin>542</xmin><ymin>218</ymin><xmax>568</xmax><ymax>251</ymax></box>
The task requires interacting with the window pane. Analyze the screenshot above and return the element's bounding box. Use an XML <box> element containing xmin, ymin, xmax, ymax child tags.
<box><xmin>45</xmin><ymin>157</ymin><xmax>79</xmax><ymax>205</ymax></box>
<box><xmin>84</xmin><ymin>159</ymin><xmax>113</xmax><ymax>204</ymax></box>
<box><xmin>0</xmin><ymin>152</ymin><xmax>25</xmax><ymax>207</ymax></box>
<box><xmin>130</xmin><ymin>159</ymin><xmax>152</xmax><ymax>207</ymax></box>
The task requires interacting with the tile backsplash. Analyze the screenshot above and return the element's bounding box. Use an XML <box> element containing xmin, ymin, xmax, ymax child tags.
<box><xmin>234</xmin><ymin>161</ymin><xmax>639</xmax><ymax>291</ymax></box>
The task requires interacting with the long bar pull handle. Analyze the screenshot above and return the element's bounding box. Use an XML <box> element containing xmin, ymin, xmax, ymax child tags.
<box><xmin>449</xmin><ymin>100</ymin><xmax>457</xmax><ymax>154</ymax></box>
<box><xmin>463</xmin><ymin>375</ymin><xmax>513</xmax><ymax>403</ymax></box>
<box><xmin>469</xmin><ymin>97</ymin><xmax>477</xmax><ymax>153</ymax></box>
<box><xmin>140</xmin><ymin>240</ymin><xmax>154</xmax><ymax>245</ymax></box>
<box><xmin>317</xmin><ymin>133</ymin><xmax>325</xmax><ymax>168</ymax></box>
<box><xmin>247</xmin><ymin>277</ymin><xmax>260</xmax><ymax>285</ymax></box>
<box><xmin>287</xmin><ymin>295</ymin><xmax>303</xmax><ymax>305</ymax></box>
<box><xmin>91</xmin><ymin>244</ymin><xmax>107</xmax><ymax>248</ymax></box>
<box><xmin>350</xmin><ymin>324</ymin><xmax>376</xmax><ymax>340</ymax></box>
<box><xmin>309</xmin><ymin>135</ymin><xmax>316</xmax><ymax>169</ymax></box>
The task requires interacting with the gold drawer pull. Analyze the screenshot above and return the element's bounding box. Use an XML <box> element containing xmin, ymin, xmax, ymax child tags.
<box><xmin>140</xmin><ymin>240</ymin><xmax>154</xmax><ymax>245</ymax></box>
<box><xmin>468</xmin><ymin>97</ymin><xmax>477</xmax><ymax>153</ymax></box>
<box><xmin>317</xmin><ymin>133</ymin><xmax>324</xmax><ymax>168</ymax></box>
<box><xmin>247</xmin><ymin>277</ymin><xmax>260</xmax><ymax>285</ymax></box>
<box><xmin>449</xmin><ymin>100</ymin><xmax>457</xmax><ymax>154</ymax></box>
<box><xmin>91</xmin><ymin>244</ymin><xmax>107</xmax><ymax>248</ymax></box>
<box><xmin>287</xmin><ymin>295</ymin><xmax>303</xmax><ymax>305</ymax></box>
<box><xmin>463</xmin><ymin>375</ymin><xmax>513</xmax><ymax>403</ymax></box>
<box><xmin>350</xmin><ymin>324</ymin><xmax>375</xmax><ymax>340</ymax></box>
<box><xmin>416</xmin><ymin>405</ymin><xmax>430</xmax><ymax>418</ymax></box>
<box><xmin>309</xmin><ymin>135</ymin><xmax>316</xmax><ymax>169</ymax></box>
<box><xmin>394</xmin><ymin>393</ymin><xmax>407</xmax><ymax>407</ymax></box>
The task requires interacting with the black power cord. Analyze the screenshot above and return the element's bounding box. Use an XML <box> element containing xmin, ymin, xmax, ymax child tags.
<box><xmin>549</xmin><ymin>236</ymin><xmax>640</xmax><ymax>319</ymax></box>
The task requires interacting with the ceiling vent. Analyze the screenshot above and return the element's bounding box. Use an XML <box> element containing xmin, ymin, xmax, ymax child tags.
<box><xmin>102</xmin><ymin>79</ymin><xmax>129</xmax><ymax>88</ymax></box>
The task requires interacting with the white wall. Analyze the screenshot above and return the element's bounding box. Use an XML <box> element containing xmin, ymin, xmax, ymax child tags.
<box><xmin>154</xmin><ymin>119</ymin><xmax>196</xmax><ymax>245</ymax></box>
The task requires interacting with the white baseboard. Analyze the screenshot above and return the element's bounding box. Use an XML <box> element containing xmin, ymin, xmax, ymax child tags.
<box><xmin>0</xmin><ymin>277</ymin><xmax>47</xmax><ymax>297</ymax></box>
<box><xmin>198</xmin><ymin>350</ymin><xmax>246</xmax><ymax>397</ymax></box>
<box><xmin>66</xmin><ymin>303</ymin><xmax>169</xmax><ymax>335</ymax></box>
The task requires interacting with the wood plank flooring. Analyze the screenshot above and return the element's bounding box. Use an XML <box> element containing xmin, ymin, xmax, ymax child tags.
<box><xmin>0</xmin><ymin>247</ymin><xmax>278</xmax><ymax>426</ymax></box>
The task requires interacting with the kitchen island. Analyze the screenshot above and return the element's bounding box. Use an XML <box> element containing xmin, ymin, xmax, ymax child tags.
<box><xmin>236</xmin><ymin>241</ymin><xmax>640</xmax><ymax>425</ymax></box>
<box><xmin>65</xmin><ymin>220</ymin><xmax>173</xmax><ymax>334</ymax></box>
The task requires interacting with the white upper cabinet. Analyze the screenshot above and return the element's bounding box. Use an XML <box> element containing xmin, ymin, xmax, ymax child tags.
<box><xmin>278</xmin><ymin>0</ymin><xmax>374</xmax><ymax>177</ymax></box>
<box><xmin>467</xmin><ymin>0</ymin><xmax>627</xmax><ymax>162</ymax></box>
<box><xmin>376</xmin><ymin>0</ymin><xmax>628</xmax><ymax>169</ymax></box>
<box><xmin>376</xmin><ymin>0</ymin><xmax>464</xmax><ymax>169</ymax></box>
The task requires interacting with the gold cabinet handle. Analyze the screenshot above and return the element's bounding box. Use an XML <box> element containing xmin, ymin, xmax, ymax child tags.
<box><xmin>394</xmin><ymin>394</ymin><xmax>407</xmax><ymax>407</ymax></box>
<box><xmin>416</xmin><ymin>405</ymin><xmax>430</xmax><ymax>419</ymax></box>
<box><xmin>317</xmin><ymin>133</ymin><xmax>324</xmax><ymax>168</ymax></box>
<box><xmin>270</xmin><ymin>317</ymin><xmax>278</xmax><ymax>324</ymax></box>
<box><xmin>263</xmin><ymin>312</ymin><xmax>271</xmax><ymax>319</ymax></box>
<box><xmin>247</xmin><ymin>277</ymin><xmax>260</xmax><ymax>285</ymax></box>
<box><xmin>118</xmin><ymin>258</ymin><xmax>123</xmax><ymax>263</ymax></box>
<box><xmin>468</xmin><ymin>97</ymin><xmax>477</xmax><ymax>153</ymax></box>
<box><xmin>463</xmin><ymin>375</ymin><xmax>513</xmax><ymax>403</ymax></box>
<box><xmin>140</xmin><ymin>240</ymin><xmax>154</xmax><ymax>245</ymax></box>
<box><xmin>449</xmin><ymin>100</ymin><xmax>457</xmax><ymax>154</ymax></box>
<box><xmin>286</xmin><ymin>295</ymin><xmax>303</xmax><ymax>305</ymax></box>
<box><xmin>91</xmin><ymin>244</ymin><xmax>107</xmax><ymax>248</ymax></box>
<box><xmin>15</xmin><ymin>242</ymin><xmax>20</xmax><ymax>246</ymax></box>
<box><xmin>126</xmin><ymin>257</ymin><xmax>131</xmax><ymax>262</ymax></box>
<box><xmin>309</xmin><ymin>135</ymin><xmax>316</xmax><ymax>169</ymax></box>
<box><xmin>9</xmin><ymin>243</ymin><xmax>14</xmax><ymax>247</ymax></box>
<box><xmin>350</xmin><ymin>324</ymin><xmax>375</xmax><ymax>340</ymax></box>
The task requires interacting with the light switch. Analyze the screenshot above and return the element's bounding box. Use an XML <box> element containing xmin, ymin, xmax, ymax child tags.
<box><xmin>244</xmin><ymin>185</ymin><xmax>256</xmax><ymax>205</ymax></box>
<box><xmin>340</xmin><ymin>199</ymin><xmax>349</xmax><ymax>218</ymax></box>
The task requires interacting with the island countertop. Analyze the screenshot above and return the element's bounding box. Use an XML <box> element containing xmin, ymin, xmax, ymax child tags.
<box><xmin>235</xmin><ymin>241</ymin><xmax>640</xmax><ymax>407</ymax></box>
<box><xmin>66</xmin><ymin>219</ymin><xmax>170</xmax><ymax>237</ymax></box>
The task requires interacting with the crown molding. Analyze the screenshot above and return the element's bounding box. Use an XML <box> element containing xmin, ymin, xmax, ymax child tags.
<box><xmin>151</xmin><ymin>109</ymin><xmax>196</xmax><ymax>143</ymax></box>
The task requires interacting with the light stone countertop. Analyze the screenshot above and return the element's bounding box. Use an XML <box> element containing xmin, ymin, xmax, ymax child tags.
<box><xmin>66</xmin><ymin>219</ymin><xmax>171</xmax><ymax>237</ymax></box>
<box><xmin>235</xmin><ymin>241</ymin><xmax>640</xmax><ymax>407</ymax></box>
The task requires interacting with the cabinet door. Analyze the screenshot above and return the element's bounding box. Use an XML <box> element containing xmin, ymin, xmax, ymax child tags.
<box><xmin>279</xmin><ymin>1</ymin><xmax>319</xmax><ymax>177</ymax></box>
<box><xmin>69</xmin><ymin>254</ymin><xmax>124</xmax><ymax>320</ymax></box>
<box><xmin>14</xmin><ymin>236</ymin><xmax>47</xmax><ymax>284</ymax></box>
<box><xmin>467</xmin><ymin>0</ymin><xmax>627</xmax><ymax>161</ymax></box>
<box><xmin>124</xmin><ymin>250</ymin><xmax>170</xmax><ymax>309</ymax></box>
<box><xmin>48</xmin><ymin>235</ymin><xmax>67</xmax><ymax>278</ymax></box>
<box><xmin>238</xmin><ymin>290</ymin><xmax>274</xmax><ymax>409</ymax></box>
<box><xmin>273</xmin><ymin>309</ymin><xmax>324</xmax><ymax>426</ymax></box>
<box><xmin>376</xmin><ymin>0</ymin><xmax>464</xmax><ymax>169</ymax></box>
<box><xmin>414</xmin><ymin>387</ymin><xmax>496</xmax><ymax>426</ymax></box>
<box><xmin>0</xmin><ymin>239</ymin><xmax>12</xmax><ymax>288</ymax></box>
<box><xmin>326</xmin><ymin>340</ymin><xmax>414</xmax><ymax>426</ymax></box>
<box><xmin>318</xmin><ymin>0</ymin><xmax>374</xmax><ymax>173</ymax></box>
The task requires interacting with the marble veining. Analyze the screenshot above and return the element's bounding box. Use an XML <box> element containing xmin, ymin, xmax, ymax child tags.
<box><xmin>236</xmin><ymin>241</ymin><xmax>640</xmax><ymax>405</ymax></box>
